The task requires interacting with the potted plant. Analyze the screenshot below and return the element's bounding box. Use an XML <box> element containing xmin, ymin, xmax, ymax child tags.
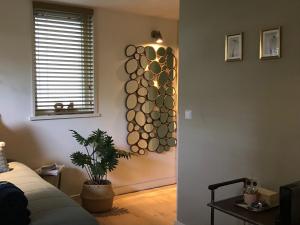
<box><xmin>70</xmin><ymin>129</ymin><xmax>131</xmax><ymax>212</ymax></box>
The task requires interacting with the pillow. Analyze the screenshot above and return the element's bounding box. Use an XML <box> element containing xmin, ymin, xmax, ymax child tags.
<box><xmin>0</xmin><ymin>142</ymin><xmax>9</xmax><ymax>173</ymax></box>
<box><xmin>0</xmin><ymin>181</ymin><xmax>31</xmax><ymax>225</ymax></box>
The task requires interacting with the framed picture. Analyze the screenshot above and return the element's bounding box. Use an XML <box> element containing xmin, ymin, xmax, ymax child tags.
<box><xmin>260</xmin><ymin>27</ymin><xmax>281</xmax><ymax>60</ymax></box>
<box><xmin>225</xmin><ymin>33</ymin><xmax>243</xmax><ymax>62</ymax></box>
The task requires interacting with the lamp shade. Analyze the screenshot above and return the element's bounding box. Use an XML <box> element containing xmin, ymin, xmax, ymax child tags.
<box><xmin>0</xmin><ymin>142</ymin><xmax>5</xmax><ymax>150</ymax></box>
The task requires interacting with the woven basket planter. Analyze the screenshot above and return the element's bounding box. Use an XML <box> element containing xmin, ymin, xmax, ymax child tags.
<box><xmin>81</xmin><ymin>181</ymin><xmax>115</xmax><ymax>213</ymax></box>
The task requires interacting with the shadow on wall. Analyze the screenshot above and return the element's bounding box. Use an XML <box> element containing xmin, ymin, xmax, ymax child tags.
<box><xmin>61</xmin><ymin>167</ymin><xmax>87</xmax><ymax>195</ymax></box>
<box><xmin>0</xmin><ymin>118</ymin><xmax>88</xmax><ymax>194</ymax></box>
<box><xmin>0</xmin><ymin>118</ymin><xmax>44</xmax><ymax>168</ymax></box>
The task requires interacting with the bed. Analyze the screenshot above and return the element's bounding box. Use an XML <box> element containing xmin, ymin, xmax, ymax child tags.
<box><xmin>0</xmin><ymin>162</ymin><xmax>98</xmax><ymax>225</ymax></box>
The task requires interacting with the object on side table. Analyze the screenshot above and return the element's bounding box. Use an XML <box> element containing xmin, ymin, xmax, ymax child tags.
<box><xmin>258</xmin><ymin>187</ymin><xmax>279</xmax><ymax>207</ymax></box>
<box><xmin>243</xmin><ymin>179</ymin><xmax>258</xmax><ymax>206</ymax></box>
<box><xmin>237</xmin><ymin>181</ymin><xmax>278</xmax><ymax>212</ymax></box>
<box><xmin>36</xmin><ymin>164</ymin><xmax>64</xmax><ymax>189</ymax></box>
<box><xmin>0</xmin><ymin>142</ymin><xmax>9</xmax><ymax>173</ymax></box>
<box><xmin>208</xmin><ymin>178</ymin><xmax>279</xmax><ymax>225</ymax></box>
<box><xmin>235</xmin><ymin>199</ymin><xmax>276</xmax><ymax>212</ymax></box>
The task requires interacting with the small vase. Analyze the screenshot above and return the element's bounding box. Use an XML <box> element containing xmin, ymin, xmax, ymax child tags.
<box><xmin>244</xmin><ymin>193</ymin><xmax>257</xmax><ymax>206</ymax></box>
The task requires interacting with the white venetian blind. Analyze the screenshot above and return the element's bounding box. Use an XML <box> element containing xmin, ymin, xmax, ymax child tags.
<box><xmin>33</xmin><ymin>2</ymin><xmax>95</xmax><ymax>116</ymax></box>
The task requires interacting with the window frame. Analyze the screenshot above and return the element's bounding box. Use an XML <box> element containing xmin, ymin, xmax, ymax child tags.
<box><xmin>30</xmin><ymin>2</ymin><xmax>99</xmax><ymax>120</ymax></box>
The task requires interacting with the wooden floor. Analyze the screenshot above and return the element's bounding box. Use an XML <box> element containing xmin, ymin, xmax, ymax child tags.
<box><xmin>94</xmin><ymin>185</ymin><xmax>176</xmax><ymax>225</ymax></box>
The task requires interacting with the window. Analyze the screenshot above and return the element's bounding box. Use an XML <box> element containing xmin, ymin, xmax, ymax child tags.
<box><xmin>32</xmin><ymin>2</ymin><xmax>95</xmax><ymax>117</ymax></box>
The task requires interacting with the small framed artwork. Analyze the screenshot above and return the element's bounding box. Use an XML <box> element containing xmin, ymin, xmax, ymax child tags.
<box><xmin>225</xmin><ymin>33</ymin><xmax>243</xmax><ymax>62</ymax></box>
<box><xmin>260</xmin><ymin>27</ymin><xmax>281</xmax><ymax>60</ymax></box>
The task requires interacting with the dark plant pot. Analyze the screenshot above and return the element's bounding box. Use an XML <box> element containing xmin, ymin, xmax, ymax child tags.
<box><xmin>81</xmin><ymin>181</ymin><xmax>115</xmax><ymax>213</ymax></box>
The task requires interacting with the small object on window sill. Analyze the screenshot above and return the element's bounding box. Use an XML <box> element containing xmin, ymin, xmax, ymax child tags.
<box><xmin>29</xmin><ymin>113</ymin><xmax>101</xmax><ymax>121</ymax></box>
<box><xmin>54</xmin><ymin>102</ymin><xmax>78</xmax><ymax>114</ymax></box>
<box><xmin>54</xmin><ymin>103</ymin><xmax>64</xmax><ymax>113</ymax></box>
<box><xmin>67</xmin><ymin>102</ymin><xmax>74</xmax><ymax>110</ymax></box>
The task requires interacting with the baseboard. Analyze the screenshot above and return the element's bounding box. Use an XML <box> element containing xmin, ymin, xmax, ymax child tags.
<box><xmin>113</xmin><ymin>176</ymin><xmax>176</xmax><ymax>195</ymax></box>
<box><xmin>174</xmin><ymin>220</ymin><xmax>186</xmax><ymax>225</ymax></box>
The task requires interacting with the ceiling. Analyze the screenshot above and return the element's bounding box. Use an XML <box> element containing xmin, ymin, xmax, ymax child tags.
<box><xmin>44</xmin><ymin>0</ymin><xmax>179</xmax><ymax>20</ymax></box>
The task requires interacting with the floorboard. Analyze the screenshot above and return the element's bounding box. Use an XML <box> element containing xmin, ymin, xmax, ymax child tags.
<box><xmin>94</xmin><ymin>185</ymin><xmax>176</xmax><ymax>225</ymax></box>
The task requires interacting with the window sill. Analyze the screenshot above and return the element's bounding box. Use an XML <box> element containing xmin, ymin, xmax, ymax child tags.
<box><xmin>29</xmin><ymin>113</ymin><xmax>101</xmax><ymax>121</ymax></box>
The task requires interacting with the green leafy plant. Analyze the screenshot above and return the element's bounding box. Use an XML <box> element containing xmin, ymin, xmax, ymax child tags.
<box><xmin>70</xmin><ymin>129</ymin><xmax>131</xmax><ymax>185</ymax></box>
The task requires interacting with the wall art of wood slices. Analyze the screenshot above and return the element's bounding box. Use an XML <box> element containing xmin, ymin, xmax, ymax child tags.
<box><xmin>125</xmin><ymin>44</ymin><xmax>177</xmax><ymax>155</ymax></box>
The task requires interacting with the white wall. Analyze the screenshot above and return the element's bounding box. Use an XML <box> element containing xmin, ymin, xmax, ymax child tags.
<box><xmin>178</xmin><ymin>0</ymin><xmax>300</xmax><ymax>225</ymax></box>
<box><xmin>0</xmin><ymin>0</ymin><xmax>178</xmax><ymax>195</ymax></box>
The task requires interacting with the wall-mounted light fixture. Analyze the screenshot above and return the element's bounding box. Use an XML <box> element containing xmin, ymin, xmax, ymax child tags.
<box><xmin>151</xmin><ymin>30</ymin><xmax>163</xmax><ymax>44</ymax></box>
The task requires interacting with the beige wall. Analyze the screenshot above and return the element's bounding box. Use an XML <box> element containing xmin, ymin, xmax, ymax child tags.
<box><xmin>0</xmin><ymin>0</ymin><xmax>178</xmax><ymax>195</ymax></box>
<box><xmin>178</xmin><ymin>0</ymin><xmax>300</xmax><ymax>225</ymax></box>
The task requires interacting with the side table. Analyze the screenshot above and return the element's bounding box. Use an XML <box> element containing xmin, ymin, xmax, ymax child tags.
<box><xmin>36</xmin><ymin>164</ymin><xmax>64</xmax><ymax>189</ymax></box>
<box><xmin>207</xmin><ymin>178</ymin><xmax>279</xmax><ymax>225</ymax></box>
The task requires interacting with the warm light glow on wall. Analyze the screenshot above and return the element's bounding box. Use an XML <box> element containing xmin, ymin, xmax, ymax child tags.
<box><xmin>156</xmin><ymin>38</ymin><xmax>163</xmax><ymax>44</ymax></box>
<box><xmin>145</xmin><ymin>43</ymin><xmax>166</xmax><ymax>51</ymax></box>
